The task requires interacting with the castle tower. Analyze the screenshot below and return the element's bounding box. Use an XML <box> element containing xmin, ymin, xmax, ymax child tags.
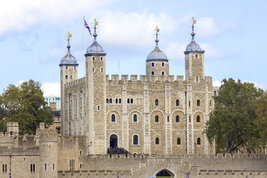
<box><xmin>39</xmin><ymin>129</ymin><xmax>58</xmax><ymax>178</ymax></box>
<box><xmin>184</xmin><ymin>18</ymin><xmax>206</xmax><ymax>154</ymax></box>
<box><xmin>146</xmin><ymin>26</ymin><xmax>169</xmax><ymax>80</ymax></box>
<box><xmin>184</xmin><ymin>19</ymin><xmax>205</xmax><ymax>82</ymax></box>
<box><xmin>85</xmin><ymin>19</ymin><xmax>107</xmax><ymax>154</ymax></box>
<box><xmin>59</xmin><ymin>32</ymin><xmax>79</xmax><ymax>135</ymax></box>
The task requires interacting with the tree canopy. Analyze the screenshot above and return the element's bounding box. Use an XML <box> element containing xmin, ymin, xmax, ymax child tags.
<box><xmin>205</xmin><ymin>78</ymin><xmax>266</xmax><ymax>153</ymax></box>
<box><xmin>0</xmin><ymin>80</ymin><xmax>53</xmax><ymax>134</ymax></box>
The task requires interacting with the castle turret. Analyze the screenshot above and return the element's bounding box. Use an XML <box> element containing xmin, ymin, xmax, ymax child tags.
<box><xmin>59</xmin><ymin>32</ymin><xmax>79</xmax><ymax>135</ymax></box>
<box><xmin>39</xmin><ymin>129</ymin><xmax>58</xmax><ymax>178</ymax></box>
<box><xmin>85</xmin><ymin>19</ymin><xmax>107</xmax><ymax>154</ymax></box>
<box><xmin>184</xmin><ymin>19</ymin><xmax>205</xmax><ymax>82</ymax></box>
<box><xmin>146</xmin><ymin>26</ymin><xmax>169</xmax><ymax>80</ymax></box>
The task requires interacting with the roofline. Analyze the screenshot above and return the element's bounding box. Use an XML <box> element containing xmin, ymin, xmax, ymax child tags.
<box><xmin>184</xmin><ymin>51</ymin><xmax>205</xmax><ymax>54</ymax></box>
<box><xmin>146</xmin><ymin>59</ymin><xmax>169</xmax><ymax>62</ymax></box>
<box><xmin>59</xmin><ymin>63</ymin><xmax>79</xmax><ymax>67</ymax></box>
<box><xmin>85</xmin><ymin>53</ymin><xmax>107</xmax><ymax>57</ymax></box>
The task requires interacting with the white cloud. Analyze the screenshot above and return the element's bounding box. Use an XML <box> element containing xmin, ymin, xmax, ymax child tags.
<box><xmin>98</xmin><ymin>11</ymin><xmax>177</xmax><ymax>46</ymax></box>
<box><xmin>164</xmin><ymin>43</ymin><xmax>187</xmax><ymax>60</ymax></box>
<box><xmin>41</xmin><ymin>82</ymin><xmax>60</xmax><ymax>97</ymax></box>
<box><xmin>0</xmin><ymin>0</ymin><xmax>116</xmax><ymax>35</ymax></box>
<box><xmin>213</xmin><ymin>80</ymin><xmax>222</xmax><ymax>88</ymax></box>
<box><xmin>196</xmin><ymin>17</ymin><xmax>220</xmax><ymax>38</ymax></box>
<box><xmin>200</xmin><ymin>43</ymin><xmax>224</xmax><ymax>59</ymax></box>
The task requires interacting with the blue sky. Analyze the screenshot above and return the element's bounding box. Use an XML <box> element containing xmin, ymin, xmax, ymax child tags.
<box><xmin>0</xmin><ymin>0</ymin><xmax>267</xmax><ymax>96</ymax></box>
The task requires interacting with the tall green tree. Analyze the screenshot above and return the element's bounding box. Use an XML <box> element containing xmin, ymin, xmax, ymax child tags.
<box><xmin>0</xmin><ymin>80</ymin><xmax>53</xmax><ymax>134</ymax></box>
<box><xmin>205</xmin><ymin>78</ymin><xmax>264</xmax><ymax>153</ymax></box>
<box><xmin>255</xmin><ymin>93</ymin><xmax>267</xmax><ymax>145</ymax></box>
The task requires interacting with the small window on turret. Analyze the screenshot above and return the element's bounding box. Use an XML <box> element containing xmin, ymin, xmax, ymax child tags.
<box><xmin>162</xmin><ymin>71</ymin><xmax>164</xmax><ymax>75</ymax></box>
<box><xmin>152</xmin><ymin>71</ymin><xmax>154</xmax><ymax>76</ymax></box>
<box><xmin>66</xmin><ymin>66</ymin><xmax>68</xmax><ymax>69</ymax></box>
<box><xmin>65</xmin><ymin>75</ymin><xmax>68</xmax><ymax>79</ymax></box>
<box><xmin>162</xmin><ymin>62</ymin><xmax>164</xmax><ymax>67</ymax></box>
<box><xmin>93</xmin><ymin>57</ymin><xmax>95</xmax><ymax>61</ymax></box>
<box><xmin>152</xmin><ymin>63</ymin><xmax>154</xmax><ymax>67</ymax></box>
<box><xmin>195</xmin><ymin>54</ymin><xmax>198</xmax><ymax>58</ymax></box>
<box><xmin>100</xmin><ymin>57</ymin><xmax>103</xmax><ymax>61</ymax></box>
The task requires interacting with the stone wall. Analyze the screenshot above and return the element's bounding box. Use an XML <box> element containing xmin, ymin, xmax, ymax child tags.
<box><xmin>58</xmin><ymin>154</ymin><xmax>267</xmax><ymax>178</ymax></box>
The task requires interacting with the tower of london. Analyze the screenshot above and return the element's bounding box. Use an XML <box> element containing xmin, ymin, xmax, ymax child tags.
<box><xmin>60</xmin><ymin>21</ymin><xmax>215</xmax><ymax>155</ymax></box>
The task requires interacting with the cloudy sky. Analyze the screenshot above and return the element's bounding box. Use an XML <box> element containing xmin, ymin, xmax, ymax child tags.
<box><xmin>0</xmin><ymin>0</ymin><xmax>266</xmax><ymax>96</ymax></box>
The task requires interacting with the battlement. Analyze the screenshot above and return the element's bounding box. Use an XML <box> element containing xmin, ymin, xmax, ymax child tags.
<box><xmin>106</xmin><ymin>74</ymin><xmax>185</xmax><ymax>84</ymax></box>
<box><xmin>0</xmin><ymin>146</ymin><xmax>39</xmax><ymax>156</ymax></box>
<box><xmin>64</xmin><ymin>77</ymin><xmax>86</xmax><ymax>89</ymax></box>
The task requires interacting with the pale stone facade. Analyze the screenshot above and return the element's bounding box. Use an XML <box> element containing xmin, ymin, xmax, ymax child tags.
<box><xmin>60</xmin><ymin>24</ymin><xmax>215</xmax><ymax>155</ymax></box>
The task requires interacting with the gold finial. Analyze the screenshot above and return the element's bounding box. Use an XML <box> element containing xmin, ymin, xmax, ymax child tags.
<box><xmin>155</xmin><ymin>26</ymin><xmax>160</xmax><ymax>32</ymax></box>
<box><xmin>94</xmin><ymin>18</ymin><xmax>98</xmax><ymax>26</ymax></box>
<box><xmin>192</xmin><ymin>17</ymin><xmax>196</xmax><ymax>24</ymax></box>
<box><xmin>66</xmin><ymin>31</ymin><xmax>72</xmax><ymax>38</ymax></box>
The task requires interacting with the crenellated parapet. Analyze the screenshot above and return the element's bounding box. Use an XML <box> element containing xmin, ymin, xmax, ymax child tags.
<box><xmin>64</xmin><ymin>77</ymin><xmax>86</xmax><ymax>89</ymax></box>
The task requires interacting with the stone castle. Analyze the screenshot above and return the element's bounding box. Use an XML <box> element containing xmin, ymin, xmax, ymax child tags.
<box><xmin>0</xmin><ymin>20</ymin><xmax>267</xmax><ymax>178</ymax></box>
<box><xmin>60</xmin><ymin>22</ymin><xmax>215</xmax><ymax>155</ymax></box>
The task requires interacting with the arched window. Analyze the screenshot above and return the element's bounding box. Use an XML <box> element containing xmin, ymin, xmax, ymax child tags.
<box><xmin>162</xmin><ymin>62</ymin><xmax>164</xmax><ymax>67</ymax></box>
<box><xmin>162</xmin><ymin>71</ymin><xmax>164</xmax><ymax>75</ymax></box>
<box><xmin>111</xmin><ymin>114</ymin><xmax>116</xmax><ymax>122</ymax></box>
<box><xmin>195</xmin><ymin>54</ymin><xmax>198</xmax><ymax>58</ymax></box>
<box><xmin>176</xmin><ymin>115</ymin><xmax>179</xmax><ymax>122</ymax></box>
<box><xmin>152</xmin><ymin>63</ymin><xmax>154</xmax><ymax>67</ymax></box>
<box><xmin>196</xmin><ymin>115</ymin><xmax>200</xmax><ymax>122</ymax></box>
<box><xmin>65</xmin><ymin>75</ymin><xmax>68</xmax><ymax>79</ymax></box>
<box><xmin>152</xmin><ymin>71</ymin><xmax>154</xmax><ymax>75</ymax></box>
<box><xmin>176</xmin><ymin>99</ymin><xmax>179</xmax><ymax>106</ymax></box>
<box><xmin>197</xmin><ymin>138</ymin><xmax>201</xmax><ymax>145</ymax></box>
<box><xmin>131</xmin><ymin>98</ymin><xmax>133</xmax><ymax>104</ymax></box>
<box><xmin>133</xmin><ymin>114</ymin><xmax>137</xmax><ymax>122</ymax></box>
<box><xmin>116</xmin><ymin>99</ymin><xmax>118</xmax><ymax>103</ymax></box>
<box><xmin>155</xmin><ymin>137</ymin><xmax>159</xmax><ymax>144</ymax></box>
<box><xmin>177</xmin><ymin>138</ymin><xmax>181</xmax><ymax>145</ymax></box>
<box><xmin>109</xmin><ymin>98</ymin><xmax>112</xmax><ymax>103</ymax></box>
<box><xmin>197</xmin><ymin>99</ymin><xmax>200</xmax><ymax>106</ymax></box>
<box><xmin>119</xmin><ymin>99</ymin><xmax>121</xmax><ymax>103</ymax></box>
<box><xmin>155</xmin><ymin>115</ymin><xmax>159</xmax><ymax>122</ymax></box>
<box><xmin>155</xmin><ymin>99</ymin><xmax>159</xmax><ymax>106</ymax></box>
<box><xmin>133</xmin><ymin>135</ymin><xmax>138</xmax><ymax>145</ymax></box>
<box><xmin>127</xmin><ymin>98</ymin><xmax>130</xmax><ymax>103</ymax></box>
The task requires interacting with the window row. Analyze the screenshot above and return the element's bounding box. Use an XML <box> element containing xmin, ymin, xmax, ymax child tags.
<box><xmin>2</xmin><ymin>164</ymin><xmax>7</xmax><ymax>173</ymax></box>
<box><xmin>106</xmin><ymin>98</ymin><xmax>122</xmax><ymax>104</ymax></box>
<box><xmin>151</xmin><ymin>62</ymin><xmax>165</xmax><ymax>67</ymax></box>
<box><xmin>151</xmin><ymin>71</ymin><xmax>165</xmax><ymax>76</ymax></box>
<box><xmin>30</xmin><ymin>164</ymin><xmax>36</xmax><ymax>172</ymax></box>
<box><xmin>111</xmin><ymin>114</ymin><xmax>138</xmax><ymax>123</ymax></box>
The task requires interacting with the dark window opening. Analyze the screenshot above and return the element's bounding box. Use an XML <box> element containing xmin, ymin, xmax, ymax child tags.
<box><xmin>152</xmin><ymin>63</ymin><xmax>154</xmax><ymax>67</ymax></box>
<box><xmin>196</xmin><ymin>115</ymin><xmax>200</xmax><ymax>122</ymax></box>
<box><xmin>106</xmin><ymin>99</ymin><xmax>109</xmax><ymax>103</ymax></box>
<box><xmin>197</xmin><ymin>138</ymin><xmax>201</xmax><ymax>145</ymax></box>
<box><xmin>176</xmin><ymin>99</ymin><xmax>179</xmax><ymax>106</ymax></box>
<box><xmin>155</xmin><ymin>137</ymin><xmax>159</xmax><ymax>144</ymax></box>
<box><xmin>155</xmin><ymin>99</ymin><xmax>159</xmax><ymax>106</ymax></box>
<box><xmin>133</xmin><ymin>114</ymin><xmax>137</xmax><ymax>122</ymax></box>
<box><xmin>162</xmin><ymin>62</ymin><xmax>164</xmax><ymax>67</ymax></box>
<box><xmin>65</xmin><ymin>75</ymin><xmax>68</xmax><ymax>79</ymax></box>
<box><xmin>197</xmin><ymin>99</ymin><xmax>200</xmax><ymax>106</ymax></box>
<box><xmin>162</xmin><ymin>71</ymin><xmax>164</xmax><ymax>75</ymax></box>
<box><xmin>127</xmin><ymin>98</ymin><xmax>130</xmax><ymax>103</ymax></box>
<box><xmin>133</xmin><ymin>135</ymin><xmax>138</xmax><ymax>145</ymax></box>
<box><xmin>155</xmin><ymin>115</ymin><xmax>159</xmax><ymax>122</ymax></box>
<box><xmin>109</xmin><ymin>98</ymin><xmax>112</xmax><ymax>103</ymax></box>
<box><xmin>131</xmin><ymin>98</ymin><xmax>133</xmax><ymax>104</ymax></box>
<box><xmin>167</xmin><ymin>116</ymin><xmax>169</xmax><ymax>122</ymax></box>
<box><xmin>119</xmin><ymin>98</ymin><xmax>121</xmax><ymax>103</ymax></box>
<box><xmin>177</xmin><ymin>138</ymin><xmax>181</xmax><ymax>145</ymax></box>
<box><xmin>176</xmin><ymin>115</ymin><xmax>179</xmax><ymax>122</ymax></box>
<box><xmin>111</xmin><ymin>114</ymin><xmax>116</xmax><ymax>122</ymax></box>
<box><xmin>152</xmin><ymin>71</ymin><xmax>154</xmax><ymax>75</ymax></box>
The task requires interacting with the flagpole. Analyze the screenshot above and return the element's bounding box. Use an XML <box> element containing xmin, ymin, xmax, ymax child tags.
<box><xmin>83</xmin><ymin>17</ymin><xmax>85</xmax><ymax>54</ymax></box>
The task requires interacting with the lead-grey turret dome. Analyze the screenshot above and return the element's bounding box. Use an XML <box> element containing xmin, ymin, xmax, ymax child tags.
<box><xmin>184</xmin><ymin>26</ymin><xmax>205</xmax><ymax>54</ymax></box>
<box><xmin>85</xmin><ymin>26</ymin><xmax>106</xmax><ymax>56</ymax></box>
<box><xmin>146</xmin><ymin>39</ymin><xmax>168</xmax><ymax>62</ymax></box>
<box><xmin>59</xmin><ymin>44</ymin><xmax>78</xmax><ymax>66</ymax></box>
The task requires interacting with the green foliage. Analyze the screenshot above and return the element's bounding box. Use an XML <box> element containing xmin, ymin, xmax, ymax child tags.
<box><xmin>205</xmin><ymin>78</ymin><xmax>264</xmax><ymax>153</ymax></box>
<box><xmin>0</xmin><ymin>80</ymin><xmax>53</xmax><ymax>134</ymax></box>
<box><xmin>255</xmin><ymin>93</ymin><xmax>267</xmax><ymax>145</ymax></box>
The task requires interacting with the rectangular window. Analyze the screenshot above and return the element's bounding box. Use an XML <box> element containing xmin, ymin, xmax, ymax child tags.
<box><xmin>45</xmin><ymin>163</ymin><xmax>47</xmax><ymax>171</ymax></box>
